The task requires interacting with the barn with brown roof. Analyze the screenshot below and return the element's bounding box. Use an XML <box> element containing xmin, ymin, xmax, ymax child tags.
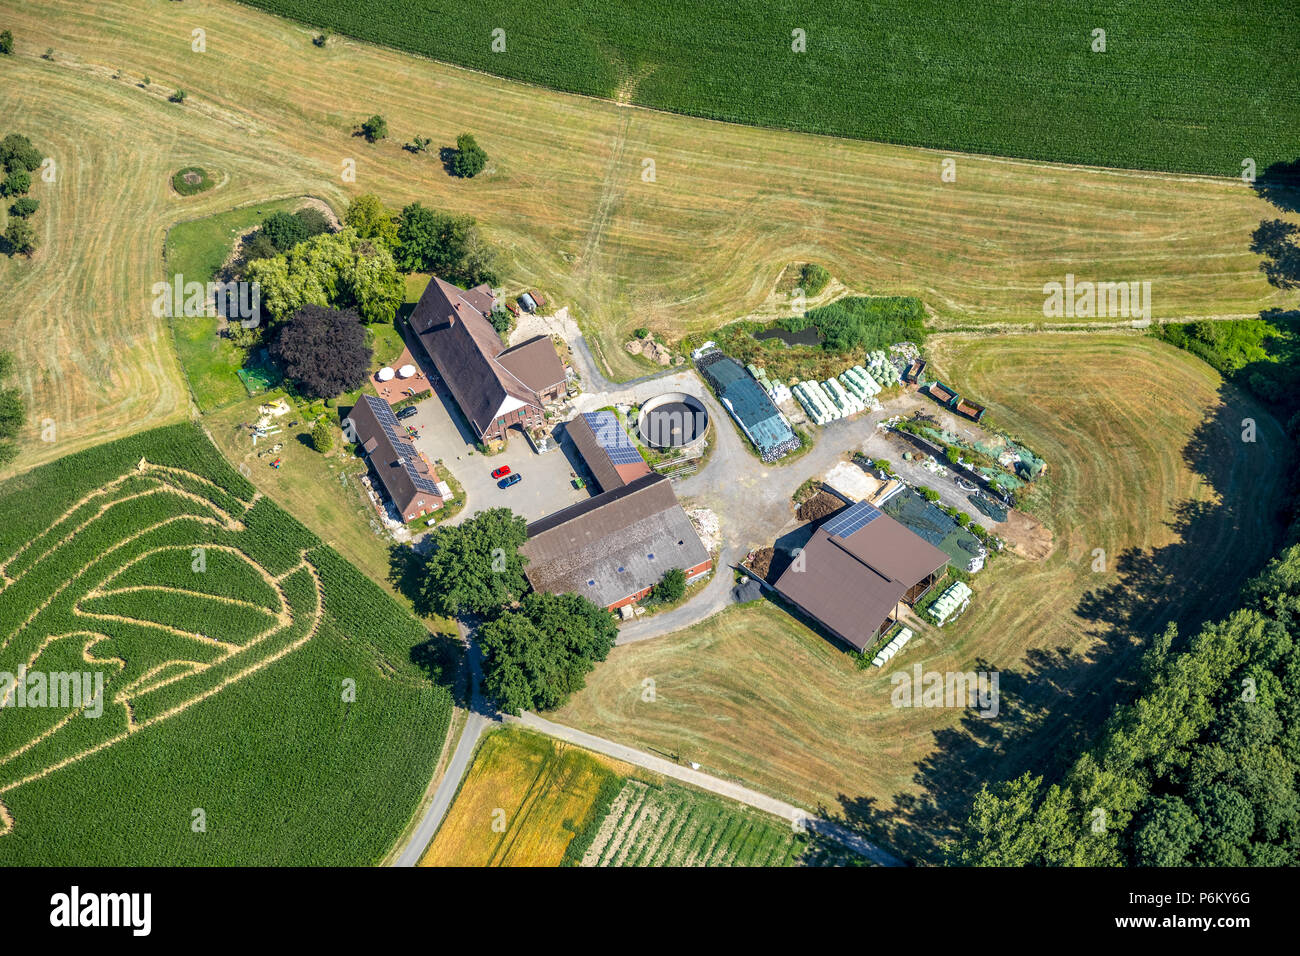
<box><xmin>520</xmin><ymin>473</ymin><xmax>711</xmax><ymax>611</ymax></box>
<box><xmin>773</xmin><ymin>500</ymin><xmax>949</xmax><ymax>651</ymax></box>
<box><xmin>347</xmin><ymin>394</ymin><xmax>445</xmax><ymax>522</ymax></box>
<box><xmin>407</xmin><ymin>277</ymin><xmax>566</xmax><ymax>443</ymax></box>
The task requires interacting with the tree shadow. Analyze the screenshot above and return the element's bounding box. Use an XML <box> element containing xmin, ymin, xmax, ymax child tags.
<box><xmin>1251</xmin><ymin>158</ymin><xmax>1300</xmax><ymax>214</ymax></box>
<box><xmin>439</xmin><ymin>146</ymin><xmax>458</xmax><ymax>177</ymax></box>
<box><xmin>1251</xmin><ymin>219</ymin><xmax>1300</xmax><ymax>289</ymax></box>
<box><xmin>800</xmin><ymin>379</ymin><xmax>1292</xmax><ymax>865</ymax></box>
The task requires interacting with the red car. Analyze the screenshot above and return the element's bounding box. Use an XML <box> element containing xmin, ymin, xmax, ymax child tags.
<box><xmin>491</xmin><ymin>465</ymin><xmax>511</xmax><ymax>479</ymax></box>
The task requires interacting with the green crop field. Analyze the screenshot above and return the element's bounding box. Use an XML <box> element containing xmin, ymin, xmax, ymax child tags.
<box><xmin>242</xmin><ymin>0</ymin><xmax>1299</xmax><ymax>174</ymax></box>
<box><xmin>575</xmin><ymin>779</ymin><xmax>809</xmax><ymax>867</ymax></box>
<box><xmin>0</xmin><ymin>423</ymin><xmax>454</xmax><ymax>865</ymax></box>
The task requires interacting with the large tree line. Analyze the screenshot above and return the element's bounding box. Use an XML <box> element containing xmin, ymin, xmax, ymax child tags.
<box><xmin>952</xmin><ymin>343</ymin><xmax>1300</xmax><ymax>866</ymax></box>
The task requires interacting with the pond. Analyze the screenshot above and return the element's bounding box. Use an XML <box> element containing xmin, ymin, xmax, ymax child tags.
<box><xmin>753</xmin><ymin>326</ymin><xmax>823</xmax><ymax>347</ymax></box>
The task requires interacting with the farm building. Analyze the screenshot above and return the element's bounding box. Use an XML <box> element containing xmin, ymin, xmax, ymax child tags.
<box><xmin>773</xmin><ymin>500</ymin><xmax>949</xmax><ymax>651</ymax></box>
<box><xmin>566</xmin><ymin>411</ymin><xmax>652</xmax><ymax>492</ymax></box>
<box><xmin>347</xmin><ymin>394</ymin><xmax>446</xmax><ymax>522</ymax></box>
<box><xmin>881</xmin><ymin>487</ymin><xmax>987</xmax><ymax>572</ymax></box>
<box><xmin>408</xmin><ymin>277</ymin><xmax>566</xmax><ymax>443</ymax></box>
<box><xmin>696</xmin><ymin>351</ymin><xmax>798</xmax><ymax>460</ymax></box>
<box><xmin>520</xmin><ymin>473</ymin><xmax>711</xmax><ymax>611</ymax></box>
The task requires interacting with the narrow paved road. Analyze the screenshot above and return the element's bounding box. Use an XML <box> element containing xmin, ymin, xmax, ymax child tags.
<box><xmin>511</xmin><ymin>711</ymin><xmax>902</xmax><ymax>866</ymax></box>
<box><xmin>393</xmin><ymin>626</ymin><xmax>497</xmax><ymax>867</ymax></box>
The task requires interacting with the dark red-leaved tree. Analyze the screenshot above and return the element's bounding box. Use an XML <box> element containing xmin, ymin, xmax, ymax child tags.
<box><xmin>270</xmin><ymin>304</ymin><xmax>372</xmax><ymax>399</ymax></box>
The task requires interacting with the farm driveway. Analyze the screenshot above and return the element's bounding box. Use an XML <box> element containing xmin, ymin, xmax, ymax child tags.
<box><xmin>401</xmin><ymin>385</ymin><xmax>596</xmax><ymax>525</ymax></box>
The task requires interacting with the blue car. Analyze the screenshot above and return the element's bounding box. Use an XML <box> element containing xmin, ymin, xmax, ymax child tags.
<box><xmin>498</xmin><ymin>473</ymin><xmax>522</xmax><ymax>489</ymax></box>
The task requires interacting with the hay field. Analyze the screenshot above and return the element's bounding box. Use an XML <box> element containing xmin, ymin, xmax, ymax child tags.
<box><xmin>552</xmin><ymin>333</ymin><xmax>1292</xmax><ymax>861</ymax></box>
<box><xmin>419</xmin><ymin>726</ymin><xmax>627</xmax><ymax>867</ymax></box>
<box><xmin>0</xmin><ymin>0</ymin><xmax>1293</xmax><ymax>478</ymax></box>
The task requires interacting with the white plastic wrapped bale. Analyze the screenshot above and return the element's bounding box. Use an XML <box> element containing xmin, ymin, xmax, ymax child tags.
<box><xmin>872</xmin><ymin>654</ymin><xmax>886</xmax><ymax>668</ymax></box>
<box><xmin>793</xmin><ymin>383</ymin><xmax>830</xmax><ymax>425</ymax></box>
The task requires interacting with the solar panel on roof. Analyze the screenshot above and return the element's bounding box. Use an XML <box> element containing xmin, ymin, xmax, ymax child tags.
<box><xmin>824</xmin><ymin>501</ymin><xmax>882</xmax><ymax>539</ymax></box>
<box><xmin>582</xmin><ymin>411</ymin><xmax>645</xmax><ymax>466</ymax></box>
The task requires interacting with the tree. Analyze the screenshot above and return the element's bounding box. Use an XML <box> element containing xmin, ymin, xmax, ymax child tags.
<box><xmin>396</xmin><ymin>202</ymin><xmax>498</xmax><ymax>285</ymax></box>
<box><xmin>1</xmin><ymin>168</ymin><xmax>30</xmax><ymax>197</ymax></box>
<box><xmin>269</xmin><ymin>304</ymin><xmax>371</xmax><ymax>399</ymax></box>
<box><xmin>0</xmin><ymin>134</ymin><xmax>41</xmax><ymax>173</ymax></box>
<box><xmin>419</xmin><ymin>508</ymin><xmax>528</xmax><ymax>617</ymax></box>
<box><xmin>359</xmin><ymin>114</ymin><xmax>387</xmax><ymax>143</ymax></box>
<box><xmin>244</xmin><ymin>227</ymin><xmax>402</xmax><ymax>324</ymax></box>
<box><xmin>450</xmin><ymin>132</ymin><xmax>488</xmax><ymax>178</ymax></box>
<box><xmin>478</xmin><ymin>592</ymin><xmax>618</xmax><ymax>715</ymax></box>
<box><xmin>310</xmin><ymin>420</ymin><xmax>333</xmax><ymax>453</ymax></box>
<box><xmin>0</xmin><ymin>30</ymin><xmax>12</xmax><ymax>55</ymax></box>
<box><xmin>1132</xmin><ymin>795</ymin><xmax>1201</xmax><ymax>866</ymax></box>
<box><xmin>259</xmin><ymin>208</ymin><xmax>329</xmax><ymax>253</ymax></box>
<box><xmin>651</xmin><ymin>567</ymin><xmax>687</xmax><ymax>604</ymax></box>
<box><xmin>3</xmin><ymin>218</ymin><xmax>35</xmax><ymax>256</ymax></box>
<box><xmin>344</xmin><ymin>193</ymin><xmax>398</xmax><ymax>249</ymax></box>
<box><xmin>8</xmin><ymin>196</ymin><xmax>37</xmax><ymax>218</ymax></box>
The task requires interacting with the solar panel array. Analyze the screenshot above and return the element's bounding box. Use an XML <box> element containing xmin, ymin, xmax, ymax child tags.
<box><xmin>366</xmin><ymin>396</ymin><xmax>441</xmax><ymax>493</ymax></box>
<box><xmin>824</xmin><ymin>501</ymin><xmax>883</xmax><ymax>539</ymax></box>
<box><xmin>582</xmin><ymin>411</ymin><xmax>644</xmax><ymax>466</ymax></box>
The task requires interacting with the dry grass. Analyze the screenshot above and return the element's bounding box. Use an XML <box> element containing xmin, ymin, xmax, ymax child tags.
<box><xmin>1</xmin><ymin>0</ymin><xmax>1295</xmax><ymax>478</ymax></box>
<box><xmin>419</xmin><ymin>726</ymin><xmax>631</xmax><ymax>867</ymax></box>
<box><xmin>552</xmin><ymin>333</ymin><xmax>1292</xmax><ymax>861</ymax></box>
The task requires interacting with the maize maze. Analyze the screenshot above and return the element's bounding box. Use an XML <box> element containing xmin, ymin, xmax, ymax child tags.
<box><xmin>0</xmin><ymin>425</ymin><xmax>453</xmax><ymax>864</ymax></box>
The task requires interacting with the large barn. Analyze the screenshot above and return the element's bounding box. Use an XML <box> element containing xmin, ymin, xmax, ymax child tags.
<box><xmin>407</xmin><ymin>277</ymin><xmax>566</xmax><ymax>443</ymax></box>
<box><xmin>773</xmin><ymin>500</ymin><xmax>948</xmax><ymax>651</ymax></box>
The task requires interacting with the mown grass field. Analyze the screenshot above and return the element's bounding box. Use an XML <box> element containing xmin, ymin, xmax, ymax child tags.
<box><xmin>421</xmin><ymin>725</ymin><xmax>813</xmax><ymax>866</ymax></box>
<box><xmin>241</xmin><ymin>0</ymin><xmax>1299</xmax><ymax>175</ymax></box>
<box><xmin>0</xmin><ymin>423</ymin><xmax>454</xmax><ymax>864</ymax></box>
<box><xmin>0</xmin><ymin>0</ymin><xmax>1294</xmax><ymax>477</ymax></box>
<box><xmin>553</xmin><ymin>333</ymin><xmax>1293</xmax><ymax>861</ymax></box>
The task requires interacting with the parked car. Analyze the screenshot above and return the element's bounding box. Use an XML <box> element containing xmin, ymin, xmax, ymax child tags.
<box><xmin>491</xmin><ymin>465</ymin><xmax>512</xmax><ymax>479</ymax></box>
<box><xmin>396</xmin><ymin>405</ymin><xmax>419</xmax><ymax>420</ymax></box>
<box><xmin>498</xmin><ymin>473</ymin><xmax>522</xmax><ymax>489</ymax></box>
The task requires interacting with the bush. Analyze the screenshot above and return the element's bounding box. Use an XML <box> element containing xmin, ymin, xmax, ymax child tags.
<box><xmin>310</xmin><ymin>420</ymin><xmax>333</xmax><ymax>453</ymax></box>
<box><xmin>312</xmin><ymin>33</ymin><xmax>327</xmax><ymax>47</ymax></box>
<box><xmin>1</xmin><ymin>168</ymin><xmax>30</xmax><ymax>197</ymax></box>
<box><xmin>785</xmin><ymin>295</ymin><xmax>927</xmax><ymax>353</ymax></box>
<box><xmin>956</xmin><ymin>511</ymin><xmax>971</xmax><ymax>527</ymax></box>
<box><xmin>359</xmin><ymin>114</ymin><xmax>388</xmax><ymax>142</ymax></box>
<box><xmin>919</xmin><ymin>486</ymin><xmax>941</xmax><ymax>503</ymax></box>
<box><xmin>168</xmin><ymin>89</ymin><xmax>186</xmax><ymax>104</ymax></box>
<box><xmin>450</xmin><ymin>132</ymin><xmax>488</xmax><ymax>178</ymax></box>
<box><xmin>170</xmin><ymin>166</ymin><xmax>213</xmax><ymax>196</ymax></box>
<box><xmin>798</xmin><ymin>262</ymin><xmax>830</xmax><ymax>296</ymax></box>
<box><xmin>3</xmin><ymin>218</ymin><xmax>35</xmax><ymax>256</ymax></box>
<box><xmin>633</xmin><ymin>327</ymin><xmax>650</xmax><ymax>339</ymax></box>
<box><xmin>9</xmin><ymin>196</ymin><xmax>37</xmax><ymax>218</ymax></box>
<box><xmin>651</xmin><ymin>567</ymin><xmax>687</xmax><ymax>604</ymax></box>
<box><xmin>0</xmin><ymin>30</ymin><xmax>12</xmax><ymax>55</ymax></box>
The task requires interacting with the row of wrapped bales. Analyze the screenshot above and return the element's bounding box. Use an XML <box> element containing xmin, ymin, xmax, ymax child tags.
<box><xmin>840</xmin><ymin>365</ymin><xmax>881</xmax><ymax>400</ymax></box>
<box><xmin>864</xmin><ymin>350</ymin><xmax>901</xmax><ymax>386</ymax></box>
<box><xmin>823</xmin><ymin>376</ymin><xmax>866</xmax><ymax>416</ymax></box>
<box><xmin>872</xmin><ymin>626</ymin><xmax>914</xmax><ymax>667</ymax></box>
<box><xmin>793</xmin><ymin>380</ymin><xmax>836</xmax><ymax>425</ymax></box>
<box><xmin>928</xmin><ymin>580</ymin><xmax>973</xmax><ymax>626</ymax></box>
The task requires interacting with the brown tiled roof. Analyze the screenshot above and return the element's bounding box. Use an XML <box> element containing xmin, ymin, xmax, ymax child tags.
<box><xmin>497</xmin><ymin>335</ymin><xmax>566</xmax><ymax>393</ymax></box>
<box><xmin>773</xmin><ymin>511</ymin><xmax>948</xmax><ymax>651</ymax></box>
<box><xmin>347</xmin><ymin>395</ymin><xmax>439</xmax><ymax>517</ymax></box>
<box><xmin>408</xmin><ymin>277</ymin><xmax>562</xmax><ymax>437</ymax></box>
<box><xmin>521</xmin><ymin>473</ymin><xmax>709</xmax><ymax>608</ymax></box>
